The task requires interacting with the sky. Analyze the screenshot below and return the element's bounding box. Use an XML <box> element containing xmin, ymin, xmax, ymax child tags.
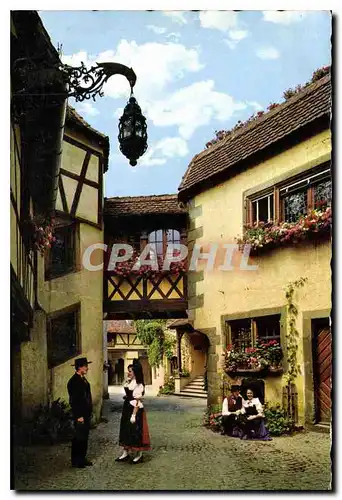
<box><xmin>39</xmin><ymin>10</ymin><xmax>332</xmax><ymax>198</ymax></box>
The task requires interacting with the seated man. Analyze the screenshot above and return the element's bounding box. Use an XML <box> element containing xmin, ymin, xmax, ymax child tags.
<box><xmin>221</xmin><ymin>385</ymin><xmax>243</xmax><ymax>437</ymax></box>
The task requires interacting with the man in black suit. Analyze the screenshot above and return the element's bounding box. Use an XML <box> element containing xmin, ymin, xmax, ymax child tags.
<box><xmin>67</xmin><ymin>357</ymin><xmax>93</xmax><ymax>468</ymax></box>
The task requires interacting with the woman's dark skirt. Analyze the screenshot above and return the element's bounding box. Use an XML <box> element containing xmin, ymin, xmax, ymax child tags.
<box><xmin>119</xmin><ymin>400</ymin><xmax>151</xmax><ymax>451</ymax></box>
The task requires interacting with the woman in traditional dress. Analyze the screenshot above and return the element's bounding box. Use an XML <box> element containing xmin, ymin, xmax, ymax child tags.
<box><xmin>115</xmin><ymin>359</ymin><xmax>151</xmax><ymax>464</ymax></box>
<box><xmin>239</xmin><ymin>388</ymin><xmax>272</xmax><ymax>441</ymax></box>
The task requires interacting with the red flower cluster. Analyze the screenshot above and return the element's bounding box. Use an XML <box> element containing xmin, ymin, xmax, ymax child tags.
<box><xmin>107</xmin><ymin>248</ymin><xmax>187</xmax><ymax>279</ymax></box>
<box><xmin>28</xmin><ymin>215</ymin><xmax>56</xmax><ymax>256</ymax></box>
<box><xmin>237</xmin><ymin>206</ymin><xmax>331</xmax><ymax>252</ymax></box>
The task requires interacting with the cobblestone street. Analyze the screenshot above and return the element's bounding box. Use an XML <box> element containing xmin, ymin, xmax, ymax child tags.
<box><xmin>14</xmin><ymin>389</ymin><xmax>332</xmax><ymax>491</ymax></box>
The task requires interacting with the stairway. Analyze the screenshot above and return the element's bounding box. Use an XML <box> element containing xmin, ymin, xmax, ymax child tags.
<box><xmin>177</xmin><ymin>376</ymin><xmax>207</xmax><ymax>399</ymax></box>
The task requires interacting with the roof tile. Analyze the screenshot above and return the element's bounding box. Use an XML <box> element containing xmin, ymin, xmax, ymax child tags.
<box><xmin>178</xmin><ymin>75</ymin><xmax>331</xmax><ymax>198</ymax></box>
<box><xmin>104</xmin><ymin>194</ymin><xmax>186</xmax><ymax>217</ymax></box>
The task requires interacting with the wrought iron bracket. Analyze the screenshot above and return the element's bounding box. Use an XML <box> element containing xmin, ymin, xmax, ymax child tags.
<box><xmin>61</xmin><ymin>61</ymin><xmax>137</xmax><ymax>102</ymax></box>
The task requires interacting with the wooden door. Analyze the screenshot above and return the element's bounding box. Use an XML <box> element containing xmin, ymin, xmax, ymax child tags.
<box><xmin>313</xmin><ymin>319</ymin><xmax>332</xmax><ymax>423</ymax></box>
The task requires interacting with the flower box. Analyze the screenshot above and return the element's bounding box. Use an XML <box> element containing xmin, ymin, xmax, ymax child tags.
<box><xmin>237</xmin><ymin>207</ymin><xmax>331</xmax><ymax>255</ymax></box>
<box><xmin>224</xmin><ymin>341</ymin><xmax>283</xmax><ymax>376</ymax></box>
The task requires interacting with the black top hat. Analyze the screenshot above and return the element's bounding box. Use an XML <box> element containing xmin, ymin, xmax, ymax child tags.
<box><xmin>231</xmin><ymin>384</ymin><xmax>241</xmax><ymax>392</ymax></box>
<box><xmin>72</xmin><ymin>357</ymin><xmax>92</xmax><ymax>369</ymax></box>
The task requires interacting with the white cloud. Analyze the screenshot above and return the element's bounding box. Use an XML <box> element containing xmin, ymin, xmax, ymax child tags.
<box><xmin>224</xmin><ymin>30</ymin><xmax>249</xmax><ymax>49</ymax></box>
<box><xmin>62</xmin><ymin>41</ymin><xmax>204</xmax><ymax>106</ymax></box>
<box><xmin>246</xmin><ymin>101</ymin><xmax>263</xmax><ymax>112</ymax></box>
<box><xmin>256</xmin><ymin>46</ymin><xmax>280</xmax><ymax>60</ymax></box>
<box><xmin>262</xmin><ymin>11</ymin><xmax>307</xmax><ymax>25</ymax></box>
<box><xmin>146</xmin><ymin>25</ymin><xmax>167</xmax><ymax>35</ymax></box>
<box><xmin>166</xmin><ymin>32</ymin><xmax>182</xmax><ymax>42</ymax></box>
<box><xmin>147</xmin><ymin>80</ymin><xmax>246</xmax><ymax>139</ymax></box>
<box><xmin>140</xmin><ymin>137</ymin><xmax>189</xmax><ymax>167</ymax></box>
<box><xmin>199</xmin><ymin>11</ymin><xmax>238</xmax><ymax>31</ymax></box>
<box><xmin>163</xmin><ymin>11</ymin><xmax>188</xmax><ymax>25</ymax></box>
<box><xmin>199</xmin><ymin>12</ymin><xmax>249</xmax><ymax>49</ymax></box>
<box><xmin>63</xmin><ymin>43</ymin><xmax>260</xmax><ymax>144</ymax></box>
<box><xmin>76</xmin><ymin>101</ymin><xmax>100</xmax><ymax>117</ymax></box>
<box><xmin>228</xmin><ymin>30</ymin><xmax>249</xmax><ymax>41</ymax></box>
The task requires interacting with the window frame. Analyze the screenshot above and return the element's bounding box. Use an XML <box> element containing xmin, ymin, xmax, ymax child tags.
<box><xmin>148</xmin><ymin>228</ymin><xmax>182</xmax><ymax>257</ymax></box>
<box><xmin>45</xmin><ymin>221</ymin><xmax>78</xmax><ymax>281</ymax></box>
<box><xmin>246</xmin><ymin>163</ymin><xmax>331</xmax><ymax>225</ymax></box>
<box><xmin>47</xmin><ymin>303</ymin><xmax>81</xmax><ymax>369</ymax></box>
<box><xmin>226</xmin><ymin>313</ymin><xmax>282</xmax><ymax>350</ymax></box>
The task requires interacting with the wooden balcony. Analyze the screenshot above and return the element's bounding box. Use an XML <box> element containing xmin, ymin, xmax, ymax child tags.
<box><xmin>103</xmin><ymin>272</ymin><xmax>188</xmax><ymax>319</ymax></box>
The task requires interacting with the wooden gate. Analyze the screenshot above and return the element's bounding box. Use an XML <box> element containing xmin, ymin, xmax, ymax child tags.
<box><xmin>313</xmin><ymin>319</ymin><xmax>332</xmax><ymax>424</ymax></box>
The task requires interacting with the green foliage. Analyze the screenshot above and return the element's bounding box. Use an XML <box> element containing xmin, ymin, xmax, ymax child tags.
<box><xmin>135</xmin><ymin>320</ymin><xmax>165</xmax><ymax>346</ymax></box>
<box><xmin>164</xmin><ymin>332</ymin><xmax>176</xmax><ymax>360</ymax></box>
<box><xmin>148</xmin><ymin>337</ymin><xmax>164</xmax><ymax>367</ymax></box>
<box><xmin>158</xmin><ymin>376</ymin><xmax>175</xmax><ymax>395</ymax></box>
<box><xmin>283</xmin><ymin>277</ymin><xmax>307</xmax><ymax>384</ymax></box>
<box><xmin>264</xmin><ymin>402</ymin><xmax>295</xmax><ymax>436</ymax></box>
<box><xmin>180</xmin><ymin>369</ymin><xmax>190</xmax><ymax>377</ymax></box>
<box><xmin>135</xmin><ymin>320</ymin><xmax>168</xmax><ymax>367</ymax></box>
<box><xmin>22</xmin><ymin>398</ymin><xmax>74</xmax><ymax>445</ymax></box>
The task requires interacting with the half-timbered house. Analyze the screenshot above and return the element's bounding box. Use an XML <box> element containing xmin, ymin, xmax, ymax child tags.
<box><xmin>103</xmin><ymin>194</ymin><xmax>188</xmax><ymax>320</ymax></box>
<box><xmin>11</xmin><ymin>11</ymin><xmax>67</xmax><ymax>424</ymax></box>
<box><xmin>11</xmin><ymin>11</ymin><xmax>109</xmax><ymax>424</ymax></box>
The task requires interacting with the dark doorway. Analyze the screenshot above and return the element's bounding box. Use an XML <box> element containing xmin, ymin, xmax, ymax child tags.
<box><xmin>312</xmin><ymin>318</ymin><xmax>331</xmax><ymax>424</ymax></box>
<box><xmin>116</xmin><ymin>358</ymin><xmax>125</xmax><ymax>385</ymax></box>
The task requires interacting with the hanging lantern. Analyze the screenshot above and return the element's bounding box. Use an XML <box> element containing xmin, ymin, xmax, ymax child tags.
<box><xmin>118</xmin><ymin>95</ymin><xmax>148</xmax><ymax>166</ymax></box>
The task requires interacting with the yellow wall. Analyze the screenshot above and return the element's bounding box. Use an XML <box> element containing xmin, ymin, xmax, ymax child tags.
<box><xmin>19</xmin><ymin>126</ymin><xmax>105</xmax><ymax>421</ymax></box>
<box><xmin>190</xmin><ymin>129</ymin><xmax>332</xmax><ymax>422</ymax></box>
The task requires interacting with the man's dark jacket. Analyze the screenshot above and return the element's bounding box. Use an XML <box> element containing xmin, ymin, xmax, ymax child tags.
<box><xmin>67</xmin><ymin>373</ymin><xmax>93</xmax><ymax>420</ymax></box>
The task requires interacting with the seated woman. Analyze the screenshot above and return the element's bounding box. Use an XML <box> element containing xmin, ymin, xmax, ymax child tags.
<box><xmin>239</xmin><ymin>388</ymin><xmax>272</xmax><ymax>441</ymax></box>
<box><xmin>221</xmin><ymin>385</ymin><xmax>243</xmax><ymax>437</ymax></box>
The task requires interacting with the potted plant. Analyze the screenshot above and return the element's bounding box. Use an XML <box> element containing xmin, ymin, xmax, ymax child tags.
<box><xmin>257</xmin><ymin>340</ymin><xmax>283</xmax><ymax>370</ymax></box>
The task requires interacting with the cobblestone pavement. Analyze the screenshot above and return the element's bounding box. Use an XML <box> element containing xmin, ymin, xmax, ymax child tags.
<box><xmin>13</xmin><ymin>388</ymin><xmax>332</xmax><ymax>491</ymax></box>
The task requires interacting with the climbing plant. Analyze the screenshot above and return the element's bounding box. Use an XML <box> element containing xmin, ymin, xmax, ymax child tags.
<box><xmin>283</xmin><ymin>277</ymin><xmax>308</xmax><ymax>385</ymax></box>
<box><xmin>135</xmin><ymin>320</ymin><xmax>175</xmax><ymax>367</ymax></box>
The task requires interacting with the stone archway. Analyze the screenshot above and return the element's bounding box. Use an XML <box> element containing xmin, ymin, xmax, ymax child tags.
<box><xmin>168</xmin><ymin>319</ymin><xmax>210</xmax><ymax>380</ymax></box>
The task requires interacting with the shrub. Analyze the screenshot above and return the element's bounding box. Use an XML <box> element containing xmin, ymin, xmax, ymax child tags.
<box><xmin>203</xmin><ymin>404</ymin><xmax>222</xmax><ymax>432</ymax></box>
<box><xmin>158</xmin><ymin>376</ymin><xmax>175</xmax><ymax>395</ymax></box>
<box><xmin>180</xmin><ymin>369</ymin><xmax>190</xmax><ymax>377</ymax></box>
<box><xmin>264</xmin><ymin>402</ymin><xmax>295</xmax><ymax>436</ymax></box>
<box><xmin>22</xmin><ymin>398</ymin><xmax>74</xmax><ymax>445</ymax></box>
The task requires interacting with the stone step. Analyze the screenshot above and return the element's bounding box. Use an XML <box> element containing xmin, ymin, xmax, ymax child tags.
<box><xmin>181</xmin><ymin>388</ymin><xmax>207</xmax><ymax>395</ymax></box>
<box><xmin>186</xmin><ymin>382</ymin><xmax>205</xmax><ymax>388</ymax></box>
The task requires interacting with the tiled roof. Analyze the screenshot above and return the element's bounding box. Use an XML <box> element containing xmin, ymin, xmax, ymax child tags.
<box><xmin>178</xmin><ymin>75</ymin><xmax>331</xmax><ymax>200</ymax></box>
<box><xmin>66</xmin><ymin>106</ymin><xmax>110</xmax><ymax>171</ymax></box>
<box><xmin>106</xmin><ymin>320</ymin><xmax>136</xmax><ymax>334</ymax></box>
<box><xmin>104</xmin><ymin>194</ymin><xmax>186</xmax><ymax>217</ymax></box>
<box><xmin>66</xmin><ymin>106</ymin><xmax>109</xmax><ymax>140</ymax></box>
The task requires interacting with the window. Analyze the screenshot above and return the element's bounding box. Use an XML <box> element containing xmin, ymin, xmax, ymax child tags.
<box><xmin>246</xmin><ymin>165</ymin><xmax>331</xmax><ymax>225</ymax></box>
<box><xmin>47</xmin><ymin>306</ymin><xmax>80</xmax><ymax>368</ymax></box>
<box><xmin>280</xmin><ymin>168</ymin><xmax>331</xmax><ymax>222</ymax></box>
<box><xmin>45</xmin><ymin>223</ymin><xmax>76</xmax><ymax>280</ymax></box>
<box><xmin>148</xmin><ymin>229</ymin><xmax>181</xmax><ymax>257</ymax></box>
<box><xmin>251</xmin><ymin>193</ymin><xmax>274</xmax><ymax>224</ymax></box>
<box><xmin>313</xmin><ymin>178</ymin><xmax>332</xmax><ymax>209</ymax></box>
<box><xmin>227</xmin><ymin>314</ymin><xmax>281</xmax><ymax>350</ymax></box>
<box><xmin>148</xmin><ymin>229</ymin><xmax>164</xmax><ymax>256</ymax></box>
<box><xmin>230</xmin><ymin>319</ymin><xmax>252</xmax><ymax>350</ymax></box>
<box><xmin>255</xmin><ymin>315</ymin><xmax>281</xmax><ymax>343</ymax></box>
